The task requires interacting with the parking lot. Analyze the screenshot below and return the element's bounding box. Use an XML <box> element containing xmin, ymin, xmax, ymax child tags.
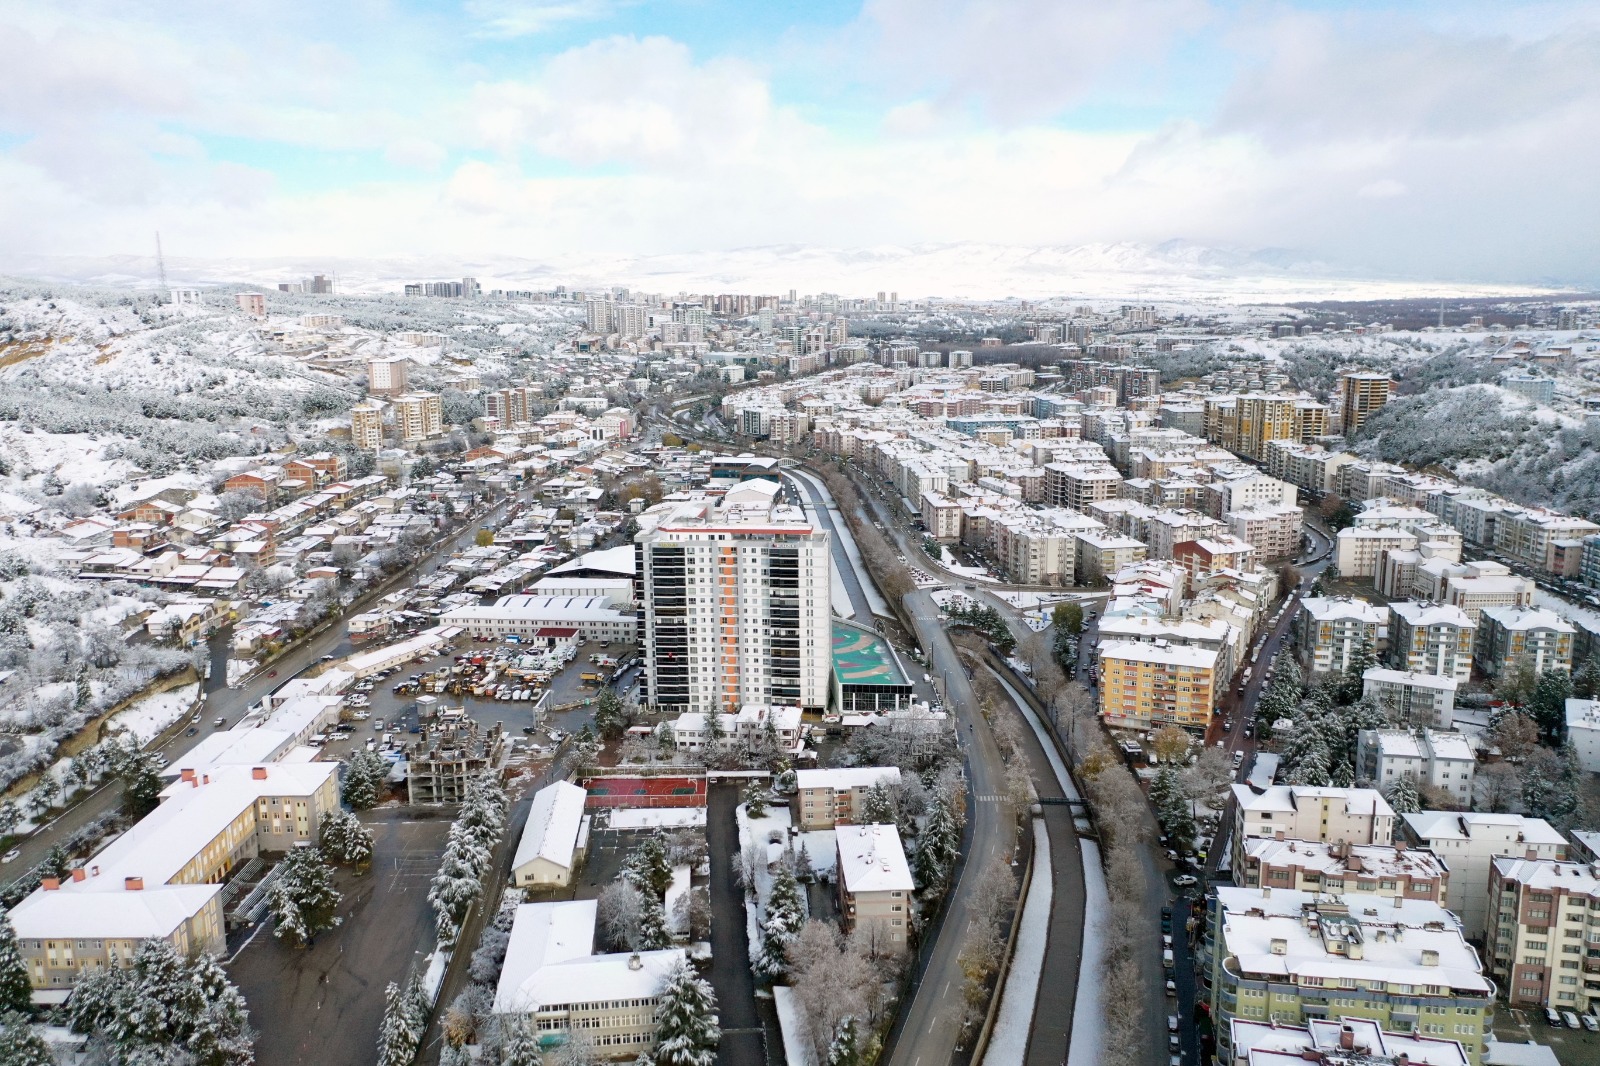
<box><xmin>1495</xmin><ymin>1006</ymin><xmax>1600</xmax><ymax>1063</ymax></box>
<box><xmin>312</xmin><ymin>638</ymin><xmax>636</xmax><ymax>769</ymax></box>
<box><xmin>228</xmin><ymin>810</ymin><xmax>452</xmax><ymax>1066</ymax></box>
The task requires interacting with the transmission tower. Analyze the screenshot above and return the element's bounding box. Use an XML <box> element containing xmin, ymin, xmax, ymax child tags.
<box><xmin>155</xmin><ymin>232</ymin><xmax>169</xmax><ymax>299</ymax></box>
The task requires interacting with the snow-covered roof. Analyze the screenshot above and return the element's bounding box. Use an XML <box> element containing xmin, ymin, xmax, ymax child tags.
<box><xmin>1401</xmin><ymin>811</ymin><xmax>1566</xmax><ymax>846</ymax></box>
<box><xmin>836</xmin><ymin>823</ymin><xmax>913</xmax><ymax>893</ymax></box>
<box><xmin>512</xmin><ymin>781</ymin><xmax>588</xmax><ymax>873</ymax></box>
<box><xmin>794</xmin><ymin>766</ymin><xmax>902</xmax><ymax>792</ymax></box>
<box><xmin>1362</xmin><ymin>667</ymin><xmax>1457</xmax><ymax>693</ymax></box>
<box><xmin>10</xmin><ymin>883</ymin><xmax>224</xmax><ymax>941</ymax></box>
<box><xmin>1299</xmin><ymin>596</ymin><xmax>1386</xmax><ymax>624</ymax></box>
<box><xmin>1231</xmin><ymin>784</ymin><xmax>1394</xmax><ymax>819</ymax></box>
<box><xmin>1390</xmin><ymin>601</ymin><xmax>1474</xmax><ymax>629</ymax></box>
<box><xmin>492</xmin><ymin>900</ymin><xmax>684</xmax><ymax>1014</ymax></box>
<box><xmin>1097</xmin><ymin>639</ymin><xmax>1218</xmax><ymax>669</ymax></box>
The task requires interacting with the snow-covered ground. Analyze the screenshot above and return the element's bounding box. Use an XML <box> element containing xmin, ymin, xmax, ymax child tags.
<box><xmin>1067</xmin><ymin>838</ymin><xmax>1110</xmax><ymax>1061</ymax></box>
<box><xmin>793</xmin><ymin>830</ymin><xmax>838</xmax><ymax>882</ymax></box>
<box><xmin>108</xmin><ymin>683</ymin><xmax>200</xmax><ymax>745</ymax></box>
<box><xmin>735</xmin><ymin>801</ymin><xmax>796</xmax><ymax>968</ymax></box>
<box><xmin>787</xmin><ymin>469</ymin><xmax>890</xmax><ymax>618</ymax></box>
<box><xmin>773</xmin><ymin>986</ymin><xmax>818</xmax><ymax>1066</ymax></box>
<box><xmin>607</xmin><ymin>808</ymin><xmax>707</xmax><ymax>830</ymax></box>
<box><xmin>983</xmin><ymin>817</ymin><xmax>1052</xmax><ymax>1065</ymax></box>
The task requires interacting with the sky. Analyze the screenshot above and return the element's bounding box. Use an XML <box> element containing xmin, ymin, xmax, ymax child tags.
<box><xmin>1</xmin><ymin>0</ymin><xmax>1598</xmax><ymax>285</ymax></box>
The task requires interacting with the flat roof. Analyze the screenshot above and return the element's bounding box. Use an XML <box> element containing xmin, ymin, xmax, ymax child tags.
<box><xmin>794</xmin><ymin>766</ymin><xmax>901</xmax><ymax>792</ymax></box>
<box><xmin>831</xmin><ymin>621</ymin><xmax>911</xmax><ymax>688</ymax></box>
<box><xmin>837</xmin><ymin>823</ymin><xmax>914</xmax><ymax>893</ymax></box>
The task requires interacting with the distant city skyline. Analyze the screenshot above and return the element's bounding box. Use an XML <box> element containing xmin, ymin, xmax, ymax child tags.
<box><xmin>1</xmin><ymin>1</ymin><xmax>1597</xmax><ymax>285</ymax></box>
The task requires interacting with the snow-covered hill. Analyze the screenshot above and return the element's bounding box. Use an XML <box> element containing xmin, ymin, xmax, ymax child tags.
<box><xmin>0</xmin><ymin>241</ymin><xmax>1567</xmax><ymax>303</ymax></box>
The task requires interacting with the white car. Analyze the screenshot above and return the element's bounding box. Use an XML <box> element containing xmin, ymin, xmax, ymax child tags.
<box><xmin>1</xmin><ymin>849</ymin><xmax>19</xmax><ymax>864</ymax></box>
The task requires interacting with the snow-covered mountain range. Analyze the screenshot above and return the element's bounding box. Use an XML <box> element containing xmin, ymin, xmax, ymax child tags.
<box><xmin>0</xmin><ymin>241</ymin><xmax>1567</xmax><ymax>303</ymax></box>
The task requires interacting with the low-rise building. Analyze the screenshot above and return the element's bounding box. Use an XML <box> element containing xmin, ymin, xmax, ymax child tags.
<box><xmin>441</xmin><ymin>594</ymin><xmax>638</xmax><ymax>644</ymax></box>
<box><xmin>511</xmin><ymin>782</ymin><xmax>590</xmax><ymax>888</ymax></box>
<box><xmin>1400</xmin><ymin>812</ymin><xmax>1568</xmax><ymax>940</ymax></box>
<box><xmin>492</xmin><ymin>899</ymin><xmax>685</xmax><ymax>1055</ymax></box>
<box><xmin>793</xmin><ymin>766</ymin><xmax>902</xmax><ymax>830</ymax></box>
<box><xmin>836</xmin><ymin>823</ymin><xmax>914</xmax><ymax>953</ymax></box>
<box><xmin>1567</xmin><ymin>698</ymin><xmax>1600</xmax><ymax>774</ymax></box>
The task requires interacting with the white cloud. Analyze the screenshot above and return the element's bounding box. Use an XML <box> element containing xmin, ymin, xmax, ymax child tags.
<box><xmin>384</xmin><ymin>137</ymin><xmax>448</xmax><ymax>171</ymax></box>
<box><xmin>464</xmin><ymin>0</ymin><xmax>628</xmax><ymax>38</ymax></box>
<box><xmin>1358</xmin><ymin>179</ymin><xmax>1407</xmax><ymax>199</ymax></box>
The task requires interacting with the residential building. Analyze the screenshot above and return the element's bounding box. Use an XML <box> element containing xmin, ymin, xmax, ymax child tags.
<box><xmin>1362</xmin><ymin>668</ymin><xmax>1459</xmax><ymax>730</ymax></box>
<box><xmin>1204</xmin><ymin>888</ymin><xmax>1492</xmax><ymax>1064</ymax></box>
<box><xmin>1336</xmin><ymin>526</ymin><xmax>1419</xmax><ymax>579</ymax></box>
<box><xmin>1296</xmin><ymin>596</ymin><xmax>1386</xmax><ymax>674</ymax></box>
<box><xmin>1400</xmin><ymin>812</ymin><xmax>1568</xmax><ymax>940</ymax></box>
<box><xmin>793</xmin><ymin>766</ymin><xmax>902</xmax><ymax>831</ymax></box>
<box><xmin>1355</xmin><ymin>730</ymin><xmax>1477</xmax><ymax>807</ymax></box>
<box><xmin>836</xmin><ymin>823</ymin><xmax>914</xmax><ymax>953</ymax></box>
<box><xmin>1227</xmin><ymin>506</ymin><xmax>1303</xmax><ymax>561</ymax></box>
<box><xmin>394</xmin><ymin>392</ymin><xmax>443</xmax><ymax>442</ymax></box>
<box><xmin>1340</xmin><ymin>373</ymin><xmax>1395</xmax><ymax>433</ymax></box>
<box><xmin>492</xmin><ymin>900</ymin><xmax>685</xmax><ymax>1055</ymax></box>
<box><xmin>1074</xmin><ymin>532</ymin><xmax>1147</xmax><ymax>586</ymax></box>
<box><xmin>1476</xmin><ymin>605</ymin><xmax>1574</xmax><ymax>678</ymax></box>
<box><xmin>1237</xmin><ymin>838</ymin><xmax>1448</xmax><ymax>905</ymax></box>
<box><xmin>1227</xmin><ymin>1016</ymin><xmax>1469</xmax><ymax>1066</ymax></box>
<box><xmin>350</xmin><ymin>401</ymin><xmax>384</xmax><ymax>450</ymax></box>
<box><xmin>1564</xmin><ymin>699</ymin><xmax>1600</xmax><ymax>774</ymax></box>
<box><xmin>636</xmin><ymin>480</ymin><xmax>832</xmax><ymax>716</ymax></box>
<box><xmin>1389</xmin><ymin>602</ymin><xmax>1476</xmax><ymax>684</ymax></box>
<box><xmin>1096</xmin><ymin>639</ymin><xmax>1219</xmax><ymax>730</ymax></box>
<box><xmin>1228</xmin><ymin>785</ymin><xmax>1395</xmax><ymax>876</ymax></box>
<box><xmin>511</xmin><ymin>782</ymin><xmax>590</xmax><ymax>888</ymax></box>
<box><xmin>1044</xmin><ymin>462</ymin><xmax>1123</xmax><ymax>511</ymax></box>
<box><xmin>1485</xmin><ymin>857</ymin><xmax>1600</xmax><ymax>1014</ymax></box>
<box><xmin>368</xmin><ymin>356</ymin><xmax>409</xmax><ymax>397</ymax></box>
<box><xmin>235</xmin><ymin>292</ymin><xmax>265</xmax><ymax>316</ymax></box>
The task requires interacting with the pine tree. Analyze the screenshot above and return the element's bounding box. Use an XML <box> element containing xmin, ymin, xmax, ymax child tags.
<box><xmin>320</xmin><ymin>809</ymin><xmax>375</xmax><ymax>868</ymax></box>
<box><xmin>0</xmin><ymin>906</ymin><xmax>32</xmax><ymax>1015</ymax></box>
<box><xmin>341</xmin><ymin>751</ymin><xmax>384</xmax><ymax>811</ymax></box>
<box><xmin>1530</xmin><ymin>670</ymin><xmax>1575</xmax><ymax>740</ymax></box>
<box><xmin>915</xmin><ymin>791</ymin><xmax>960</xmax><ymax>891</ymax></box>
<box><xmin>639</xmin><ymin>892</ymin><xmax>673</xmax><ymax>951</ymax></box>
<box><xmin>652</xmin><ymin>960</ymin><xmax>720</xmax><ymax>1066</ymax></box>
<box><xmin>500</xmin><ymin>1019</ymin><xmax>544</xmax><ymax>1066</ymax></box>
<box><xmin>742</xmin><ymin>781</ymin><xmax>768</xmax><ymax>818</ymax></box>
<box><xmin>1385</xmin><ymin>776</ymin><xmax>1422</xmax><ymax>814</ymax></box>
<box><xmin>827</xmin><ymin>1015</ymin><xmax>860</xmax><ymax>1066</ymax></box>
<box><xmin>756</xmin><ymin>864</ymin><xmax>805</xmax><ymax>980</ymax></box>
<box><xmin>0</xmin><ymin>1014</ymin><xmax>54</xmax><ymax>1066</ymax></box>
<box><xmin>376</xmin><ymin>981</ymin><xmax>421</xmax><ymax>1066</ymax></box>
<box><xmin>269</xmin><ymin>847</ymin><xmax>343</xmax><ymax>947</ymax></box>
<box><xmin>859</xmin><ymin>782</ymin><xmax>895</xmax><ymax>825</ymax></box>
<box><xmin>623</xmin><ymin>834</ymin><xmax>674</xmax><ymax>898</ymax></box>
<box><xmin>1339</xmin><ymin>638</ymin><xmax>1376</xmax><ymax>705</ymax></box>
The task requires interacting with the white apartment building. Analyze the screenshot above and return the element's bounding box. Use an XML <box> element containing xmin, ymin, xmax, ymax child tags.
<box><xmin>1566</xmin><ymin>698</ymin><xmax>1600</xmax><ymax>774</ymax></box>
<box><xmin>638</xmin><ymin>480</ymin><xmax>832</xmax><ymax>716</ymax></box>
<box><xmin>1295</xmin><ymin>596</ymin><xmax>1386</xmax><ymax>674</ymax></box>
<box><xmin>1336</xmin><ymin>525</ymin><xmax>1418</xmax><ymax>578</ymax></box>
<box><xmin>394</xmin><ymin>392</ymin><xmax>443</xmax><ymax>442</ymax></box>
<box><xmin>1226</xmin><ymin>505</ymin><xmax>1302</xmax><ymax>560</ymax></box>
<box><xmin>1228</xmin><ymin>784</ymin><xmax>1395</xmax><ymax>876</ymax></box>
<box><xmin>793</xmin><ymin>766</ymin><xmax>903</xmax><ymax>830</ymax></box>
<box><xmin>1355</xmin><ymin>729</ymin><xmax>1476</xmax><ymax>806</ymax></box>
<box><xmin>1044</xmin><ymin>462</ymin><xmax>1123</xmax><ymax>511</ymax></box>
<box><xmin>1400</xmin><ymin>811</ymin><xmax>1568</xmax><ymax>939</ymax></box>
<box><xmin>1388</xmin><ymin>602</ymin><xmax>1475</xmax><ymax>684</ymax></box>
<box><xmin>836</xmin><ymin>823</ymin><xmax>914</xmax><ymax>954</ymax></box>
<box><xmin>1074</xmin><ymin>531</ymin><xmax>1148</xmax><ymax>585</ymax></box>
<box><xmin>1362</xmin><ymin>668</ymin><xmax>1458</xmax><ymax>729</ymax></box>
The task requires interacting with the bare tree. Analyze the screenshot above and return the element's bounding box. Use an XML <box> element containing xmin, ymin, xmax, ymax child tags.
<box><xmin>790</xmin><ymin>921</ymin><xmax>884</xmax><ymax>1060</ymax></box>
<box><xmin>597</xmin><ymin>881</ymin><xmax>645</xmax><ymax>951</ymax></box>
<box><xmin>1183</xmin><ymin>747</ymin><xmax>1236</xmax><ymax>811</ymax></box>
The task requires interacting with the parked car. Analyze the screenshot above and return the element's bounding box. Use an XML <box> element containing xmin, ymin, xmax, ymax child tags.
<box><xmin>1173</xmin><ymin>874</ymin><xmax>1199</xmax><ymax>888</ymax></box>
<box><xmin>1</xmin><ymin>849</ymin><xmax>20</xmax><ymax>864</ymax></box>
<box><xmin>1546</xmin><ymin>1008</ymin><xmax>1563</xmax><ymax>1027</ymax></box>
<box><xmin>1562</xmin><ymin>1011</ymin><xmax>1581</xmax><ymax>1030</ymax></box>
<box><xmin>1583</xmin><ymin>1015</ymin><xmax>1600</xmax><ymax>1033</ymax></box>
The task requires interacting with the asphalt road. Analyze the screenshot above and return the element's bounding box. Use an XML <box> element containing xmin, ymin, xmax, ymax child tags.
<box><xmin>706</xmin><ymin>783</ymin><xmax>766</xmax><ymax>1066</ymax></box>
<box><xmin>888</xmin><ymin>589</ymin><xmax>1013</xmax><ymax>1066</ymax></box>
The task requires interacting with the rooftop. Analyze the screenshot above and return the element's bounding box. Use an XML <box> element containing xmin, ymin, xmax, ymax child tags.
<box><xmin>795</xmin><ymin>766</ymin><xmax>902</xmax><ymax>792</ymax></box>
<box><xmin>1401</xmin><ymin>811</ymin><xmax>1567</xmax><ymax>846</ymax></box>
<box><xmin>1244</xmin><ymin>838</ymin><xmax>1448</xmax><ymax>882</ymax></box>
<box><xmin>512</xmin><ymin>781</ymin><xmax>588</xmax><ymax>873</ymax></box>
<box><xmin>492</xmin><ymin>900</ymin><xmax>683</xmax><ymax>1014</ymax></box>
<box><xmin>1231</xmin><ymin>1017</ymin><xmax>1468</xmax><ymax>1066</ymax></box>
<box><xmin>837</xmin><ymin>823</ymin><xmax>914</xmax><ymax>893</ymax></box>
<box><xmin>1232</xmin><ymin>784</ymin><xmax>1395</xmax><ymax>819</ymax></box>
<box><xmin>831</xmin><ymin>620</ymin><xmax>911</xmax><ymax>688</ymax></box>
<box><xmin>1098</xmin><ymin>639</ymin><xmax>1219</xmax><ymax>669</ymax></box>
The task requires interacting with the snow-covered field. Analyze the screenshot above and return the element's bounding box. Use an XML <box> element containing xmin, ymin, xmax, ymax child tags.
<box><xmin>608</xmin><ymin>808</ymin><xmax>707</xmax><ymax>830</ymax></box>
<box><xmin>109</xmin><ymin>683</ymin><xmax>200</xmax><ymax>745</ymax></box>
<box><xmin>983</xmin><ymin>817</ymin><xmax>1052</xmax><ymax>1065</ymax></box>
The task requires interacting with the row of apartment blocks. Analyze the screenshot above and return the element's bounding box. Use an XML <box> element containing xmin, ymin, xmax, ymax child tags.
<box><xmin>1297</xmin><ymin>594</ymin><xmax>1576</xmax><ymax>684</ymax></box>
<box><xmin>1262</xmin><ymin>439</ymin><xmax>1600</xmax><ymax>583</ymax></box>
